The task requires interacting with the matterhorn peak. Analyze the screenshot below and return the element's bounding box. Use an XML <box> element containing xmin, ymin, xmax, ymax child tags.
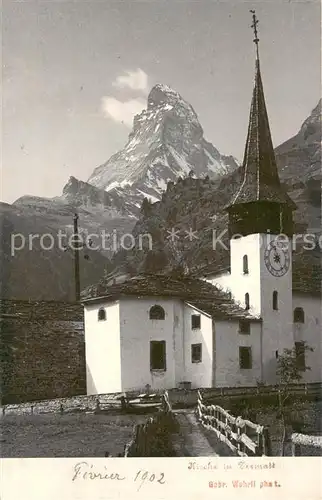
<box><xmin>87</xmin><ymin>83</ymin><xmax>239</xmax><ymax>211</ymax></box>
<box><xmin>147</xmin><ymin>83</ymin><xmax>184</xmax><ymax>109</ymax></box>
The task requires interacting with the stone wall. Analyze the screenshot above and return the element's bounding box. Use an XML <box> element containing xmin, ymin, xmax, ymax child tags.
<box><xmin>0</xmin><ymin>299</ymin><xmax>85</xmax><ymax>404</ymax></box>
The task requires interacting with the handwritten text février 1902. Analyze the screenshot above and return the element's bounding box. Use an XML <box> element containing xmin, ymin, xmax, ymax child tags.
<box><xmin>72</xmin><ymin>461</ymin><xmax>166</xmax><ymax>491</ymax></box>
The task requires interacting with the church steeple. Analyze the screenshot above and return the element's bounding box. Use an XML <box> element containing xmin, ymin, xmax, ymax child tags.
<box><xmin>226</xmin><ymin>11</ymin><xmax>296</xmax><ymax>237</ymax></box>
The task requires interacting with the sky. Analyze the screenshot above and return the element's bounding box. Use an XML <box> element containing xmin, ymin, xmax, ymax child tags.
<box><xmin>2</xmin><ymin>0</ymin><xmax>321</xmax><ymax>204</ymax></box>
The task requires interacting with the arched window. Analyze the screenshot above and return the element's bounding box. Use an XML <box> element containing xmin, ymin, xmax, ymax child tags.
<box><xmin>98</xmin><ymin>308</ymin><xmax>106</xmax><ymax>321</ymax></box>
<box><xmin>294</xmin><ymin>307</ymin><xmax>305</xmax><ymax>323</ymax></box>
<box><xmin>243</xmin><ymin>255</ymin><xmax>249</xmax><ymax>274</ymax></box>
<box><xmin>245</xmin><ymin>293</ymin><xmax>250</xmax><ymax>310</ymax></box>
<box><xmin>273</xmin><ymin>291</ymin><xmax>278</xmax><ymax>310</ymax></box>
<box><xmin>149</xmin><ymin>305</ymin><xmax>165</xmax><ymax>320</ymax></box>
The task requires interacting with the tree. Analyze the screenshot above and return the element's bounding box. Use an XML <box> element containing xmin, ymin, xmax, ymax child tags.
<box><xmin>143</xmin><ymin>250</ymin><xmax>168</xmax><ymax>273</ymax></box>
<box><xmin>141</xmin><ymin>197</ymin><xmax>152</xmax><ymax>217</ymax></box>
<box><xmin>167</xmin><ymin>180</ymin><xmax>174</xmax><ymax>191</ymax></box>
<box><xmin>276</xmin><ymin>341</ymin><xmax>314</xmax><ymax>456</ymax></box>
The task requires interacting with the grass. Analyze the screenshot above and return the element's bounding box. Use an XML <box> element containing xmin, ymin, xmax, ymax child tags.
<box><xmin>1</xmin><ymin>400</ymin><xmax>321</xmax><ymax>457</ymax></box>
<box><xmin>0</xmin><ymin>412</ymin><xmax>148</xmax><ymax>457</ymax></box>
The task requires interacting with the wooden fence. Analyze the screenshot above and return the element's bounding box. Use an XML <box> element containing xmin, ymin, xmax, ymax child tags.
<box><xmin>124</xmin><ymin>391</ymin><xmax>177</xmax><ymax>457</ymax></box>
<box><xmin>2</xmin><ymin>382</ymin><xmax>321</xmax><ymax>416</ymax></box>
<box><xmin>193</xmin><ymin>382</ymin><xmax>322</xmax><ymax>401</ymax></box>
<box><xmin>291</xmin><ymin>433</ymin><xmax>322</xmax><ymax>456</ymax></box>
<box><xmin>196</xmin><ymin>390</ymin><xmax>271</xmax><ymax>456</ymax></box>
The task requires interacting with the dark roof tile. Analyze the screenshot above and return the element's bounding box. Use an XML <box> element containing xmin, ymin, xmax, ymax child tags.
<box><xmin>82</xmin><ymin>274</ymin><xmax>261</xmax><ymax>321</ymax></box>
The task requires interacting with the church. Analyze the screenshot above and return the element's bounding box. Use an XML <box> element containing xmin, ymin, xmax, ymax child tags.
<box><xmin>82</xmin><ymin>20</ymin><xmax>321</xmax><ymax>396</ymax></box>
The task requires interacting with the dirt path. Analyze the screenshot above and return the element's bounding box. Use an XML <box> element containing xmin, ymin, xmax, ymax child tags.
<box><xmin>172</xmin><ymin>409</ymin><xmax>236</xmax><ymax>456</ymax></box>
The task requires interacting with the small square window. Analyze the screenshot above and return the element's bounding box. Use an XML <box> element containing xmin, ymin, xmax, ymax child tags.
<box><xmin>191</xmin><ymin>314</ymin><xmax>201</xmax><ymax>329</ymax></box>
<box><xmin>191</xmin><ymin>343</ymin><xmax>202</xmax><ymax>363</ymax></box>
<box><xmin>239</xmin><ymin>346</ymin><xmax>252</xmax><ymax>369</ymax></box>
<box><xmin>239</xmin><ymin>320</ymin><xmax>250</xmax><ymax>334</ymax></box>
<box><xmin>98</xmin><ymin>308</ymin><xmax>106</xmax><ymax>321</ymax></box>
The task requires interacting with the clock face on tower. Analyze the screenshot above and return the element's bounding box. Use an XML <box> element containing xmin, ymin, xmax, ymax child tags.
<box><xmin>264</xmin><ymin>240</ymin><xmax>290</xmax><ymax>277</ymax></box>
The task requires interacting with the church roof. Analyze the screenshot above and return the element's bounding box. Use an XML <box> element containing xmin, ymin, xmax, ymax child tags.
<box><xmin>82</xmin><ymin>274</ymin><xmax>261</xmax><ymax>321</ymax></box>
<box><xmin>226</xmin><ymin>58</ymin><xmax>296</xmax><ymax>210</ymax></box>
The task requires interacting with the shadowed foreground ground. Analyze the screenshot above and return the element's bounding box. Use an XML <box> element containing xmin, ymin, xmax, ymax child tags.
<box><xmin>0</xmin><ymin>412</ymin><xmax>147</xmax><ymax>458</ymax></box>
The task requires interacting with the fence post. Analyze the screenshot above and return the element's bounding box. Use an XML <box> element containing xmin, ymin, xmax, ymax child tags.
<box><xmin>210</xmin><ymin>406</ymin><xmax>215</xmax><ymax>431</ymax></box>
<box><xmin>140</xmin><ymin>425</ymin><xmax>144</xmax><ymax>456</ymax></box>
<box><xmin>196</xmin><ymin>391</ymin><xmax>202</xmax><ymax>421</ymax></box>
<box><xmin>135</xmin><ymin>425</ymin><xmax>141</xmax><ymax>456</ymax></box>
<box><xmin>292</xmin><ymin>441</ymin><xmax>300</xmax><ymax>456</ymax></box>
<box><xmin>236</xmin><ymin>422</ymin><xmax>241</xmax><ymax>454</ymax></box>
<box><xmin>262</xmin><ymin>427</ymin><xmax>272</xmax><ymax>456</ymax></box>
<box><xmin>120</xmin><ymin>396</ymin><xmax>127</xmax><ymax>411</ymax></box>
<box><xmin>291</xmin><ymin>435</ymin><xmax>302</xmax><ymax>456</ymax></box>
<box><xmin>215</xmin><ymin>407</ymin><xmax>219</xmax><ymax>432</ymax></box>
<box><xmin>224</xmin><ymin>415</ymin><xmax>228</xmax><ymax>441</ymax></box>
<box><xmin>241</xmin><ymin>422</ymin><xmax>246</xmax><ymax>454</ymax></box>
<box><xmin>257</xmin><ymin>431</ymin><xmax>263</xmax><ymax>456</ymax></box>
<box><xmin>129</xmin><ymin>424</ymin><xmax>137</xmax><ymax>457</ymax></box>
<box><xmin>142</xmin><ymin>424</ymin><xmax>147</xmax><ymax>456</ymax></box>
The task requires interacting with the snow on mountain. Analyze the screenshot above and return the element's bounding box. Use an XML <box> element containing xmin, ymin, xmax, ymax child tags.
<box><xmin>87</xmin><ymin>83</ymin><xmax>238</xmax><ymax>212</ymax></box>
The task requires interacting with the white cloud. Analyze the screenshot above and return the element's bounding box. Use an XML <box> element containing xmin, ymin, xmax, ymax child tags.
<box><xmin>101</xmin><ymin>96</ymin><xmax>145</xmax><ymax>127</ymax></box>
<box><xmin>112</xmin><ymin>68</ymin><xmax>148</xmax><ymax>91</ymax></box>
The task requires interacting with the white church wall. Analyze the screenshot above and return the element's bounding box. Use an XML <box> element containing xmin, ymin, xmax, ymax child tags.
<box><xmin>210</xmin><ymin>234</ymin><xmax>294</xmax><ymax>385</ymax></box>
<box><xmin>183</xmin><ymin>303</ymin><xmax>213</xmax><ymax>388</ymax></box>
<box><xmin>259</xmin><ymin>235</ymin><xmax>293</xmax><ymax>384</ymax></box>
<box><xmin>84</xmin><ymin>301</ymin><xmax>122</xmax><ymax>395</ymax></box>
<box><xmin>214</xmin><ymin>320</ymin><xmax>262</xmax><ymax>387</ymax></box>
<box><xmin>173</xmin><ymin>301</ymin><xmax>185</xmax><ymax>387</ymax></box>
<box><xmin>119</xmin><ymin>298</ymin><xmax>178</xmax><ymax>392</ymax></box>
<box><xmin>205</xmin><ymin>235</ymin><xmax>263</xmax><ymax>314</ymax></box>
<box><xmin>230</xmin><ymin>234</ymin><xmax>263</xmax><ymax>315</ymax></box>
<box><xmin>292</xmin><ymin>294</ymin><xmax>322</xmax><ymax>383</ymax></box>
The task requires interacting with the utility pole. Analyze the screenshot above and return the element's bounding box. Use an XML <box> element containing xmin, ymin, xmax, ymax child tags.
<box><xmin>63</xmin><ymin>214</ymin><xmax>92</xmax><ymax>301</ymax></box>
<box><xmin>73</xmin><ymin>213</ymin><xmax>81</xmax><ymax>302</ymax></box>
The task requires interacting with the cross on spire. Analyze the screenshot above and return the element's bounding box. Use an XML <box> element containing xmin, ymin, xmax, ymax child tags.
<box><xmin>250</xmin><ymin>9</ymin><xmax>259</xmax><ymax>59</ymax></box>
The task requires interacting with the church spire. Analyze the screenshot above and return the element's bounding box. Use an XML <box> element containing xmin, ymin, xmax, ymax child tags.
<box><xmin>226</xmin><ymin>11</ymin><xmax>296</xmax><ymax>237</ymax></box>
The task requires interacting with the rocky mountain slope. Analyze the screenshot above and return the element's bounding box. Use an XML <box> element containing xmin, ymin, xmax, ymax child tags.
<box><xmin>0</xmin><ymin>186</ymin><xmax>134</xmax><ymax>300</ymax></box>
<box><xmin>1</xmin><ymin>89</ymin><xmax>320</xmax><ymax>301</ymax></box>
<box><xmin>0</xmin><ymin>201</ymin><xmax>116</xmax><ymax>301</ymax></box>
<box><xmin>275</xmin><ymin>98</ymin><xmax>321</xmax><ymax>233</ymax></box>
<box><xmin>276</xmin><ymin>99</ymin><xmax>321</xmax><ymax>184</ymax></box>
